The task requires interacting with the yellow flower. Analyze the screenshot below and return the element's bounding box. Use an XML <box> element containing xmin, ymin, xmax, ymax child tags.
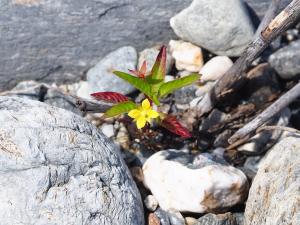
<box><xmin>128</xmin><ymin>99</ymin><xmax>159</xmax><ymax>129</ymax></box>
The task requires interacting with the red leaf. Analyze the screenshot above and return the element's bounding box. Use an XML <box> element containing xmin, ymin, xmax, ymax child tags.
<box><xmin>160</xmin><ymin>115</ymin><xmax>192</xmax><ymax>138</ymax></box>
<box><xmin>151</xmin><ymin>45</ymin><xmax>166</xmax><ymax>80</ymax></box>
<box><xmin>129</xmin><ymin>61</ymin><xmax>147</xmax><ymax>79</ymax></box>
<box><xmin>91</xmin><ymin>92</ymin><xmax>129</xmax><ymax>103</ymax></box>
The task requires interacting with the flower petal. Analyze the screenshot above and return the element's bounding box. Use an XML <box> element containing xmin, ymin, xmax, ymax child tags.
<box><xmin>142</xmin><ymin>98</ymin><xmax>151</xmax><ymax>110</ymax></box>
<box><xmin>128</xmin><ymin>109</ymin><xmax>141</xmax><ymax>119</ymax></box>
<box><xmin>147</xmin><ymin>109</ymin><xmax>159</xmax><ymax>119</ymax></box>
<box><xmin>136</xmin><ymin>116</ymin><xmax>146</xmax><ymax>129</ymax></box>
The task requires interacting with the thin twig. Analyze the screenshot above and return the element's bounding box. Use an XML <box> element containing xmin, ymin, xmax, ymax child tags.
<box><xmin>256</xmin><ymin>125</ymin><xmax>300</xmax><ymax>135</ymax></box>
<box><xmin>228</xmin><ymin>81</ymin><xmax>300</xmax><ymax>144</ymax></box>
<box><xmin>196</xmin><ymin>0</ymin><xmax>300</xmax><ymax>117</ymax></box>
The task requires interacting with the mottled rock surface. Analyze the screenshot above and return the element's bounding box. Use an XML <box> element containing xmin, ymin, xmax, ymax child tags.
<box><xmin>269</xmin><ymin>40</ymin><xmax>300</xmax><ymax>79</ymax></box>
<box><xmin>0</xmin><ymin>97</ymin><xmax>144</xmax><ymax>225</ymax></box>
<box><xmin>196</xmin><ymin>213</ymin><xmax>237</xmax><ymax>225</ymax></box>
<box><xmin>170</xmin><ymin>0</ymin><xmax>255</xmax><ymax>56</ymax></box>
<box><xmin>0</xmin><ymin>0</ymin><xmax>192</xmax><ymax>91</ymax></box>
<box><xmin>245</xmin><ymin>137</ymin><xmax>300</xmax><ymax>225</ymax></box>
<box><xmin>143</xmin><ymin>150</ymin><xmax>248</xmax><ymax>213</ymax></box>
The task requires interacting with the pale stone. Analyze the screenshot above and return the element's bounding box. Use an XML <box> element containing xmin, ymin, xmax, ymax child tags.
<box><xmin>200</xmin><ymin>56</ymin><xmax>233</xmax><ymax>82</ymax></box>
<box><xmin>169</xmin><ymin>40</ymin><xmax>204</xmax><ymax>72</ymax></box>
<box><xmin>143</xmin><ymin>150</ymin><xmax>248</xmax><ymax>213</ymax></box>
<box><xmin>100</xmin><ymin>123</ymin><xmax>115</xmax><ymax>138</ymax></box>
<box><xmin>144</xmin><ymin>195</ymin><xmax>159</xmax><ymax>212</ymax></box>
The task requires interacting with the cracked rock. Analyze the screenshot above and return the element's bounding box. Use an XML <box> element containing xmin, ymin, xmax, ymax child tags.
<box><xmin>0</xmin><ymin>96</ymin><xmax>144</xmax><ymax>225</ymax></box>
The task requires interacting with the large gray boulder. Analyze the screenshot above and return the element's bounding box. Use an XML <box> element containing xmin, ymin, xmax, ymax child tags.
<box><xmin>170</xmin><ymin>0</ymin><xmax>255</xmax><ymax>56</ymax></box>
<box><xmin>0</xmin><ymin>97</ymin><xmax>144</xmax><ymax>225</ymax></box>
<box><xmin>244</xmin><ymin>137</ymin><xmax>300</xmax><ymax>225</ymax></box>
<box><xmin>0</xmin><ymin>0</ymin><xmax>192</xmax><ymax>91</ymax></box>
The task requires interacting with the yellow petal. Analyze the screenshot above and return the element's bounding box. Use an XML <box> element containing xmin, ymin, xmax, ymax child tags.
<box><xmin>147</xmin><ymin>109</ymin><xmax>159</xmax><ymax>119</ymax></box>
<box><xmin>128</xmin><ymin>109</ymin><xmax>141</xmax><ymax>119</ymax></box>
<box><xmin>136</xmin><ymin>116</ymin><xmax>146</xmax><ymax>129</ymax></box>
<box><xmin>141</xmin><ymin>98</ymin><xmax>151</xmax><ymax>110</ymax></box>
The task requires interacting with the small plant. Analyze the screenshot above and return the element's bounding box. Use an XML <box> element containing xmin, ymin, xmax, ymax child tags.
<box><xmin>91</xmin><ymin>46</ymin><xmax>200</xmax><ymax>138</ymax></box>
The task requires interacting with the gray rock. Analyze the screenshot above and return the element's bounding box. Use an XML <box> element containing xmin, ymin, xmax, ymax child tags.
<box><xmin>170</xmin><ymin>0</ymin><xmax>255</xmax><ymax>56</ymax></box>
<box><xmin>244</xmin><ymin>137</ymin><xmax>300</xmax><ymax>225</ymax></box>
<box><xmin>196</xmin><ymin>213</ymin><xmax>237</xmax><ymax>225</ymax></box>
<box><xmin>87</xmin><ymin>46</ymin><xmax>137</xmax><ymax>95</ymax></box>
<box><xmin>174</xmin><ymin>84</ymin><xmax>198</xmax><ymax>104</ymax></box>
<box><xmin>144</xmin><ymin>195</ymin><xmax>159</xmax><ymax>212</ymax></box>
<box><xmin>138</xmin><ymin>47</ymin><xmax>174</xmax><ymax>74</ymax></box>
<box><xmin>0</xmin><ymin>97</ymin><xmax>144</xmax><ymax>225</ymax></box>
<box><xmin>0</xmin><ymin>0</ymin><xmax>193</xmax><ymax>92</ymax></box>
<box><xmin>269</xmin><ymin>40</ymin><xmax>300</xmax><ymax>79</ymax></box>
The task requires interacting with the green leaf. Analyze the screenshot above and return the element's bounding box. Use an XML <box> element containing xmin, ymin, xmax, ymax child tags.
<box><xmin>150</xmin><ymin>46</ymin><xmax>167</xmax><ymax>80</ymax></box>
<box><xmin>113</xmin><ymin>71</ymin><xmax>160</xmax><ymax>105</ymax></box>
<box><xmin>158</xmin><ymin>74</ymin><xmax>200</xmax><ymax>98</ymax></box>
<box><xmin>105</xmin><ymin>101</ymin><xmax>137</xmax><ymax>117</ymax></box>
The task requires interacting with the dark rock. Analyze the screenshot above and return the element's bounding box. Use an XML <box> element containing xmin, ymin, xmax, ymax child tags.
<box><xmin>0</xmin><ymin>96</ymin><xmax>144</xmax><ymax>225</ymax></box>
<box><xmin>196</xmin><ymin>213</ymin><xmax>237</xmax><ymax>225</ymax></box>
<box><xmin>269</xmin><ymin>40</ymin><xmax>300</xmax><ymax>79</ymax></box>
<box><xmin>174</xmin><ymin>84</ymin><xmax>198</xmax><ymax>104</ymax></box>
<box><xmin>0</xmin><ymin>0</ymin><xmax>192</xmax><ymax>91</ymax></box>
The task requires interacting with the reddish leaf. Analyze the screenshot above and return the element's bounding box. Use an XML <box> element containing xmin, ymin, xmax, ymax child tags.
<box><xmin>129</xmin><ymin>61</ymin><xmax>147</xmax><ymax>78</ymax></box>
<box><xmin>151</xmin><ymin>45</ymin><xmax>167</xmax><ymax>80</ymax></box>
<box><xmin>160</xmin><ymin>115</ymin><xmax>192</xmax><ymax>138</ymax></box>
<box><xmin>91</xmin><ymin>92</ymin><xmax>129</xmax><ymax>103</ymax></box>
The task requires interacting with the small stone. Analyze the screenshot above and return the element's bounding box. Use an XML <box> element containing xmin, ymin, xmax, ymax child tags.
<box><xmin>269</xmin><ymin>40</ymin><xmax>300</xmax><ymax>79</ymax></box>
<box><xmin>200</xmin><ymin>56</ymin><xmax>233</xmax><ymax>82</ymax></box>
<box><xmin>155</xmin><ymin>208</ymin><xmax>170</xmax><ymax>225</ymax></box>
<box><xmin>87</xmin><ymin>46</ymin><xmax>137</xmax><ymax>95</ymax></box>
<box><xmin>170</xmin><ymin>0</ymin><xmax>254</xmax><ymax>56</ymax></box>
<box><xmin>100</xmin><ymin>123</ymin><xmax>115</xmax><ymax>138</ymax></box>
<box><xmin>195</xmin><ymin>82</ymin><xmax>215</xmax><ymax>97</ymax></box>
<box><xmin>148</xmin><ymin>213</ymin><xmax>161</xmax><ymax>225</ymax></box>
<box><xmin>185</xmin><ymin>217</ymin><xmax>198</xmax><ymax>225</ymax></box>
<box><xmin>244</xmin><ymin>137</ymin><xmax>300</xmax><ymax>225</ymax></box>
<box><xmin>138</xmin><ymin>47</ymin><xmax>174</xmax><ymax>74</ymax></box>
<box><xmin>174</xmin><ymin>85</ymin><xmax>198</xmax><ymax>104</ymax></box>
<box><xmin>143</xmin><ymin>150</ymin><xmax>248</xmax><ymax>213</ymax></box>
<box><xmin>169</xmin><ymin>40</ymin><xmax>203</xmax><ymax>72</ymax></box>
<box><xmin>144</xmin><ymin>195</ymin><xmax>159</xmax><ymax>211</ymax></box>
<box><xmin>196</xmin><ymin>213</ymin><xmax>236</xmax><ymax>225</ymax></box>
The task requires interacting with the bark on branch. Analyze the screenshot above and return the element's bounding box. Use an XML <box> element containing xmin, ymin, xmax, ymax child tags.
<box><xmin>196</xmin><ymin>0</ymin><xmax>300</xmax><ymax>117</ymax></box>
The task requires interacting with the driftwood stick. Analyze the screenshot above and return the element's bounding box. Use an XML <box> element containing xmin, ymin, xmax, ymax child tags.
<box><xmin>254</xmin><ymin>0</ymin><xmax>282</xmax><ymax>38</ymax></box>
<box><xmin>228</xmin><ymin>81</ymin><xmax>300</xmax><ymax>144</ymax></box>
<box><xmin>75</xmin><ymin>98</ymin><xmax>113</xmax><ymax>113</ymax></box>
<box><xmin>196</xmin><ymin>0</ymin><xmax>300</xmax><ymax>117</ymax></box>
<box><xmin>256</xmin><ymin>125</ymin><xmax>300</xmax><ymax>135</ymax></box>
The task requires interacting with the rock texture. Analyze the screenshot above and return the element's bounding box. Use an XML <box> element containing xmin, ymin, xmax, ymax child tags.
<box><xmin>269</xmin><ymin>40</ymin><xmax>300</xmax><ymax>79</ymax></box>
<box><xmin>170</xmin><ymin>0</ymin><xmax>255</xmax><ymax>56</ymax></box>
<box><xmin>0</xmin><ymin>97</ymin><xmax>144</xmax><ymax>225</ymax></box>
<box><xmin>196</xmin><ymin>213</ymin><xmax>237</xmax><ymax>225</ymax></box>
<box><xmin>0</xmin><ymin>0</ymin><xmax>192</xmax><ymax>91</ymax></box>
<box><xmin>87</xmin><ymin>46</ymin><xmax>137</xmax><ymax>95</ymax></box>
<box><xmin>143</xmin><ymin>150</ymin><xmax>248</xmax><ymax>213</ymax></box>
<box><xmin>245</xmin><ymin>137</ymin><xmax>300</xmax><ymax>225</ymax></box>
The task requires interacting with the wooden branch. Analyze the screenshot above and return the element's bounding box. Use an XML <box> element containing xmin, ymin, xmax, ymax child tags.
<box><xmin>254</xmin><ymin>0</ymin><xmax>282</xmax><ymax>39</ymax></box>
<box><xmin>228</xmin><ymin>81</ymin><xmax>300</xmax><ymax>144</ymax></box>
<box><xmin>196</xmin><ymin>0</ymin><xmax>300</xmax><ymax>117</ymax></box>
<box><xmin>75</xmin><ymin>98</ymin><xmax>113</xmax><ymax>113</ymax></box>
